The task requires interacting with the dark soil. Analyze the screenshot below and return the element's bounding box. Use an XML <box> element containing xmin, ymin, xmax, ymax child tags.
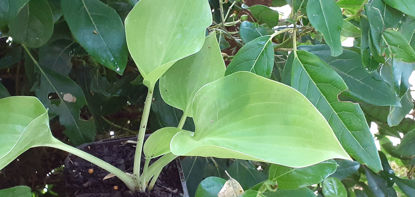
<box><xmin>65</xmin><ymin>137</ymin><xmax>186</xmax><ymax>197</ymax></box>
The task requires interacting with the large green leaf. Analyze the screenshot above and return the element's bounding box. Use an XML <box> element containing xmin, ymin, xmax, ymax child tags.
<box><xmin>322</xmin><ymin>177</ymin><xmax>347</xmax><ymax>197</ymax></box>
<box><xmin>170</xmin><ymin>72</ymin><xmax>350</xmax><ymax>168</ymax></box>
<box><xmin>61</xmin><ymin>0</ymin><xmax>127</xmax><ymax>74</ymax></box>
<box><xmin>290</xmin><ymin>50</ymin><xmax>382</xmax><ymax>172</ymax></box>
<box><xmin>195</xmin><ymin>177</ymin><xmax>226</xmax><ymax>197</ymax></box>
<box><xmin>0</xmin><ymin>186</ymin><xmax>31</xmax><ymax>197</ymax></box>
<box><xmin>125</xmin><ymin>0</ymin><xmax>211</xmax><ymax>87</ymax></box>
<box><xmin>0</xmin><ymin>0</ymin><xmax>29</xmax><ymax>28</ymax></box>
<box><xmin>225</xmin><ymin>36</ymin><xmax>275</xmax><ymax>78</ymax></box>
<box><xmin>160</xmin><ymin>32</ymin><xmax>226</xmax><ymax>115</ymax></box>
<box><xmin>8</xmin><ymin>0</ymin><xmax>53</xmax><ymax>48</ymax></box>
<box><xmin>0</xmin><ymin>83</ymin><xmax>10</xmax><ymax>98</ymax></box>
<box><xmin>383</xmin><ymin>0</ymin><xmax>415</xmax><ymax>18</ymax></box>
<box><xmin>248</xmin><ymin>5</ymin><xmax>279</xmax><ymax>27</ymax></box>
<box><xmin>300</xmin><ymin>45</ymin><xmax>399</xmax><ymax>107</ymax></box>
<box><xmin>268</xmin><ymin>160</ymin><xmax>337</xmax><ymax>189</ymax></box>
<box><xmin>383</xmin><ymin>29</ymin><xmax>415</xmax><ymax>63</ymax></box>
<box><xmin>0</xmin><ymin>97</ymin><xmax>53</xmax><ymax>170</ymax></box>
<box><xmin>239</xmin><ymin>21</ymin><xmax>273</xmax><ymax>43</ymax></box>
<box><xmin>34</xmin><ymin>68</ymin><xmax>95</xmax><ymax>145</ymax></box>
<box><xmin>395</xmin><ymin>178</ymin><xmax>415</xmax><ymax>197</ymax></box>
<box><xmin>306</xmin><ymin>0</ymin><xmax>343</xmax><ymax>56</ymax></box>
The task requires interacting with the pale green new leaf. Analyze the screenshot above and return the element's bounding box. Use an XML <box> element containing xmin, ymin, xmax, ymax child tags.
<box><xmin>0</xmin><ymin>186</ymin><xmax>31</xmax><ymax>197</ymax></box>
<box><xmin>383</xmin><ymin>0</ymin><xmax>415</xmax><ymax>18</ymax></box>
<box><xmin>171</xmin><ymin>72</ymin><xmax>350</xmax><ymax>168</ymax></box>
<box><xmin>225</xmin><ymin>36</ymin><xmax>274</xmax><ymax>78</ymax></box>
<box><xmin>306</xmin><ymin>0</ymin><xmax>343</xmax><ymax>56</ymax></box>
<box><xmin>268</xmin><ymin>160</ymin><xmax>337</xmax><ymax>189</ymax></box>
<box><xmin>383</xmin><ymin>29</ymin><xmax>415</xmax><ymax>63</ymax></box>
<box><xmin>341</xmin><ymin>20</ymin><xmax>360</xmax><ymax>38</ymax></box>
<box><xmin>144</xmin><ymin>127</ymin><xmax>181</xmax><ymax>159</ymax></box>
<box><xmin>160</xmin><ymin>32</ymin><xmax>226</xmax><ymax>115</ymax></box>
<box><xmin>322</xmin><ymin>177</ymin><xmax>347</xmax><ymax>197</ymax></box>
<box><xmin>0</xmin><ymin>97</ymin><xmax>53</xmax><ymax>170</ymax></box>
<box><xmin>125</xmin><ymin>0</ymin><xmax>212</xmax><ymax>87</ymax></box>
<box><xmin>290</xmin><ymin>50</ymin><xmax>382</xmax><ymax>172</ymax></box>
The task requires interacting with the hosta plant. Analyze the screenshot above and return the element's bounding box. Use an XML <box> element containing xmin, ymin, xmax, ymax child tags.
<box><xmin>0</xmin><ymin>0</ymin><xmax>353</xmax><ymax>192</ymax></box>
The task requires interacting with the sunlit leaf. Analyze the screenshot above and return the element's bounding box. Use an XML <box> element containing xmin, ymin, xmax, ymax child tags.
<box><xmin>322</xmin><ymin>177</ymin><xmax>347</xmax><ymax>197</ymax></box>
<box><xmin>383</xmin><ymin>29</ymin><xmax>415</xmax><ymax>63</ymax></box>
<box><xmin>171</xmin><ymin>72</ymin><xmax>350</xmax><ymax>168</ymax></box>
<box><xmin>125</xmin><ymin>0</ymin><xmax>212</xmax><ymax>87</ymax></box>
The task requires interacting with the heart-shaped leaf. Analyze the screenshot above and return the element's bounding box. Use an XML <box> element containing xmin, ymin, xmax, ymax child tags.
<box><xmin>170</xmin><ymin>72</ymin><xmax>350</xmax><ymax>168</ymax></box>
<box><xmin>195</xmin><ymin>177</ymin><xmax>227</xmax><ymax>197</ymax></box>
<box><xmin>159</xmin><ymin>32</ymin><xmax>226</xmax><ymax>115</ymax></box>
<box><xmin>144</xmin><ymin>127</ymin><xmax>181</xmax><ymax>159</ymax></box>
<box><xmin>0</xmin><ymin>96</ymin><xmax>53</xmax><ymax>170</ymax></box>
<box><xmin>61</xmin><ymin>0</ymin><xmax>128</xmax><ymax>74</ymax></box>
<box><xmin>125</xmin><ymin>0</ymin><xmax>212</xmax><ymax>87</ymax></box>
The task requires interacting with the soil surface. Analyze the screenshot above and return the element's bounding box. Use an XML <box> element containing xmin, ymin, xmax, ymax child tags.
<box><xmin>65</xmin><ymin>137</ymin><xmax>185</xmax><ymax>197</ymax></box>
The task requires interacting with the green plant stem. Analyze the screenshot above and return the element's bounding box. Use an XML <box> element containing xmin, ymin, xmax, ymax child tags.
<box><xmin>219</xmin><ymin>0</ymin><xmax>226</xmax><ymax>26</ymax></box>
<box><xmin>140</xmin><ymin>153</ymin><xmax>176</xmax><ymax>183</ymax></box>
<box><xmin>177</xmin><ymin>113</ymin><xmax>187</xmax><ymax>129</ymax></box>
<box><xmin>133</xmin><ymin>86</ymin><xmax>155</xmax><ymax>178</ymax></box>
<box><xmin>148</xmin><ymin>168</ymin><xmax>162</xmax><ymax>190</ymax></box>
<box><xmin>44</xmin><ymin>138</ymin><xmax>136</xmax><ymax>190</ymax></box>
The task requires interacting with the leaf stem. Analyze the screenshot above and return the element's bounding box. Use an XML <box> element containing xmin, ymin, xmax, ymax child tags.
<box><xmin>177</xmin><ymin>113</ymin><xmax>187</xmax><ymax>129</ymax></box>
<box><xmin>44</xmin><ymin>138</ymin><xmax>136</xmax><ymax>190</ymax></box>
<box><xmin>133</xmin><ymin>85</ymin><xmax>155</xmax><ymax>179</ymax></box>
<box><xmin>140</xmin><ymin>153</ymin><xmax>176</xmax><ymax>183</ymax></box>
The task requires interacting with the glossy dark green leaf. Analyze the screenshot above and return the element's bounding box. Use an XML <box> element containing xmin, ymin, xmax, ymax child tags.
<box><xmin>360</xmin><ymin>17</ymin><xmax>380</xmax><ymax>70</ymax></box>
<box><xmin>0</xmin><ymin>0</ymin><xmax>29</xmax><ymax>27</ymax></box>
<box><xmin>225</xmin><ymin>36</ymin><xmax>274</xmax><ymax>78</ymax></box>
<box><xmin>290</xmin><ymin>50</ymin><xmax>382</xmax><ymax>172</ymax></box>
<box><xmin>48</xmin><ymin>0</ymin><xmax>62</xmax><ymax>22</ymax></box>
<box><xmin>125</xmin><ymin>0</ymin><xmax>211</xmax><ymax>87</ymax></box>
<box><xmin>239</xmin><ymin>21</ymin><xmax>273</xmax><ymax>43</ymax></box>
<box><xmin>0</xmin><ymin>186</ymin><xmax>31</xmax><ymax>197</ymax></box>
<box><xmin>306</xmin><ymin>0</ymin><xmax>343</xmax><ymax>56</ymax></box>
<box><xmin>383</xmin><ymin>0</ymin><xmax>415</xmax><ymax>18</ymax></box>
<box><xmin>383</xmin><ymin>29</ymin><xmax>415</xmax><ymax>63</ymax></box>
<box><xmin>322</xmin><ymin>177</ymin><xmax>347</xmax><ymax>197</ymax></box>
<box><xmin>160</xmin><ymin>33</ymin><xmax>226</xmax><ymax>116</ymax></box>
<box><xmin>341</xmin><ymin>20</ymin><xmax>360</xmax><ymax>38</ymax></box>
<box><xmin>397</xmin><ymin>129</ymin><xmax>415</xmax><ymax>157</ymax></box>
<box><xmin>195</xmin><ymin>177</ymin><xmax>226</xmax><ymax>197</ymax></box>
<box><xmin>395</xmin><ymin>178</ymin><xmax>415</xmax><ymax>197</ymax></box>
<box><xmin>249</xmin><ymin>5</ymin><xmax>279</xmax><ymax>27</ymax></box>
<box><xmin>39</xmin><ymin>40</ymin><xmax>73</xmax><ymax>76</ymax></box>
<box><xmin>365</xmin><ymin>4</ymin><xmax>385</xmax><ymax>55</ymax></box>
<box><xmin>364</xmin><ymin>168</ymin><xmax>397</xmax><ymax>197</ymax></box>
<box><xmin>300</xmin><ymin>45</ymin><xmax>399</xmax><ymax>107</ymax></box>
<box><xmin>0</xmin><ymin>82</ymin><xmax>10</xmax><ymax>98</ymax></box>
<box><xmin>61</xmin><ymin>0</ymin><xmax>127</xmax><ymax>74</ymax></box>
<box><xmin>35</xmin><ymin>68</ymin><xmax>95</xmax><ymax>145</ymax></box>
<box><xmin>268</xmin><ymin>160</ymin><xmax>337</xmax><ymax>189</ymax></box>
<box><xmin>330</xmin><ymin>160</ymin><xmax>360</xmax><ymax>180</ymax></box>
<box><xmin>388</xmin><ymin>91</ymin><xmax>413</xmax><ymax>127</ymax></box>
<box><xmin>9</xmin><ymin>0</ymin><xmax>53</xmax><ymax>48</ymax></box>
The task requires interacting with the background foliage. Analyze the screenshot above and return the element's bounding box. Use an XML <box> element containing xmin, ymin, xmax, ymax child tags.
<box><xmin>0</xmin><ymin>0</ymin><xmax>415</xmax><ymax>196</ymax></box>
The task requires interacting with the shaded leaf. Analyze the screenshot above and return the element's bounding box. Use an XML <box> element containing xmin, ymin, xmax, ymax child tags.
<box><xmin>61</xmin><ymin>0</ymin><xmax>127</xmax><ymax>74</ymax></box>
<box><xmin>0</xmin><ymin>83</ymin><xmax>10</xmax><ymax>98</ymax></box>
<box><xmin>0</xmin><ymin>46</ymin><xmax>22</xmax><ymax>70</ymax></box>
<box><xmin>195</xmin><ymin>177</ymin><xmax>226</xmax><ymax>197</ymax></box>
<box><xmin>322</xmin><ymin>177</ymin><xmax>347</xmax><ymax>197</ymax></box>
<box><xmin>383</xmin><ymin>29</ymin><xmax>415</xmax><ymax>63</ymax></box>
<box><xmin>160</xmin><ymin>32</ymin><xmax>226</xmax><ymax>116</ymax></box>
<box><xmin>397</xmin><ymin>129</ymin><xmax>415</xmax><ymax>157</ymax></box>
<box><xmin>125</xmin><ymin>0</ymin><xmax>212</xmax><ymax>87</ymax></box>
<box><xmin>387</xmin><ymin>91</ymin><xmax>413</xmax><ymax>127</ymax></box>
<box><xmin>290</xmin><ymin>50</ymin><xmax>382</xmax><ymax>172</ymax></box>
<box><xmin>306</xmin><ymin>0</ymin><xmax>343</xmax><ymax>56</ymax></box>
<box><xmin>9</xmin><ymin>0</ymin><xmax>53</xmax><ymax>48</ymax></box>
<box><xmin>300</xmin><ymin>45</ymin><xmax>399</xmax><ymax>106</ymax></box>
<box><xmin>263</xmin><ymin>188</ymin><xmax>316</xmax><ymax>197</ymax></box>
<box><xmin>330</xmin><ymin>160</ymin><xmax>360</xmax><ymax>180</ymax></box>
<box><xmin>364</xmin><ymin>168</ymin><xmax>397</xmax><ymax>197</ymax></box>
<box><xmin>0</xmin><ymin>185</ymin><xmax>31</xmax><ymax>197</ymax></box>
<box><xmin>171</xmin><ymin>72</ymin><xmax>350</xmax><ymax>168</ymax></box>
<box><xmin>395</xmin><ymin>178</ymin><xmax>415</xmax><ymax>197</ymax></box>
<box><xmin>365</xmin><ymin>4</ymin><xmax>385</xmax><ymax>55</ymax></box>
<box><xmin>0</xmin><ymin>0</ymin><xmax>29</xmax><ymax>27</ymax></box>
<box><xmin>239</xmin><ymin>21</ymin><xmax>273</xmax><ymax>43</ymax></box>
<box><xmin>383</xmin><ymin>0</ymin><xmax>415</xmax><ymax>18</ymax></box>
<box><xmin>249</xmin><ymin>5</ymin><xmax>279</xmax><ymax>27</ymax></box>
<box><xmin>268</xmin><ymin>160</ymin><xmax>337</xmax><ymax>190</ymax></box>
<box><xmin>39</xmin><ymin>40</ymin><xmax>73</xmax><ymax>76</ymax></box>
<box><xmin>360</xmin><ymin>17</ymin><xmax>380</xmax><ymax>70</ymax></box>
<box><xmin>225</xmin><ymin>35</ymin><xmax>274</xmax><ymax>78</ymax></box>
<box><xmin>341</xmin><ymin>20</ymin><xmax>360</xmax><ymax>38</ymax></box>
